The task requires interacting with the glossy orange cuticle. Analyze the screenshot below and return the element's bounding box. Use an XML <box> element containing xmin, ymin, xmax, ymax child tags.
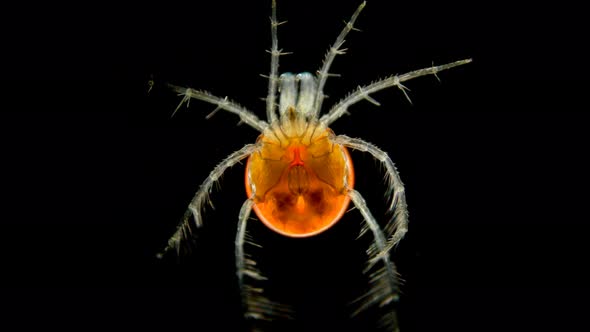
<box><xmin>245</xmin><ymin>128</ymin><xmax>354</xmax><ymax>237</ymax></box>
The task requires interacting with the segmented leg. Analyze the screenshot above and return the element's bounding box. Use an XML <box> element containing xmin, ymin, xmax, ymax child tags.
<box><xmin>320</xmin><ymin>58</ymin><xmax>473</xmax><ymax>126</ymax></box>
<box><xmin>236</xmin><ymin>198</ymin><xmax>292</xmax><ymax>324</ymax></box>
<box><xmin>159</xmin><ymin>143</ymin><xmax>260</xmax><ymax>256</ymax></box>
<box><xmin>349</xmin><ymin>189</ymin><xmax>400</xmax><ymax>331</ymax></box>
<box><xmin>312</xmin><ymin>1</ymin><xmax>366</xmax><ymax>118</ymax></box>
<box><xmin>333</xmin><ymin>135</ymin><xmax>408</xmax><ymax>248</ymax></box>
<box><xmin>266</xmin><ymin>0</ymin><xmax>289</xmax><ymax>124</ymax></box>
<box><xmin>167</xmin><ymin>84</ymin><xmax>268</xmax><ymax>132</ymax></box>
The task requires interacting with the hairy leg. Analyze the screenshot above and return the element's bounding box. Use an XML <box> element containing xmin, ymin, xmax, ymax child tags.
<box><xmin>235</xmin><ymin>198</ymin><xmax>292</xmax><ymax>324</ymax></box>
<box><xmin>321</xmin><ymin>58</ymin><xmax>472</xmax><ymax>125</ymax></box>
<box><xmin>168</xmin><ymin>84</ymin><xmax>268</xmax><ymax>132</ymax></box>
<box><xmin>349</xmin><ymin>189</ymin><xmax>400</xmax><ymax>331</ymax></box>
<box><xmin>312</xmin><ymin>1</ymin><xmax>366</xmax><ymax>118</ymax></box>
<box><xmin>333</xmin><ymin>135</ymin><xmax>409</xmax><ymax>248</ymax></box>
<box><xmin>159</xmin><ymin>143</ymin><xmax>260</xmax><ymax>256</ymax></box>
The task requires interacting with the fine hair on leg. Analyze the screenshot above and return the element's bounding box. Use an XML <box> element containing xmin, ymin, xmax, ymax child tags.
<box><xmin>236</xmin><ymin>198</ymin><xmax>293</xmax><ymax>325</ymax></box>
<box><xmin>332</xmin><ymin>135</ymin><xmax>409</xmax><ymax>248</ymax></box>
<box><xmin>312</xmin><ymin>1</ymin><xmax>367</xmax><ymax>119</ymax></box>
<box><xmin>349</xmin><ymin>189</ymin><xmax>400</xmax><ymax>331</ymax></box>
<box><xmin>167</xmin><ymin>84</ymin><xmax>268</xmax><ymax>132</ymax></box>
<box><xmin>159</xmin><ymin>144</ymin><xmax>261</xmax><ymax>257</ymax></box>
<box><xmin>321</xmin><ymin>59</ymin><xmax>472</xmax><ymax>126</ymax></box>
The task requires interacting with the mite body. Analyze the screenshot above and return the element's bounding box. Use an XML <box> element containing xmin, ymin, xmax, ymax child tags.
<box><xmin>245</xmin><ymin>107</ymin><xmax>354</xmax><ymax>237</ymax></box>
<box><xmin>160</xmin><ymin>1</ymin><xmax>471</xmax><ymax>330</ymax></box>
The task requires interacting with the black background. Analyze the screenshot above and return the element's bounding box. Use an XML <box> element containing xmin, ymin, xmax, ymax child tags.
<box><xmin>1</xmin><ymin>0</ymin><xmax>588</xmax><ymax>331</ymax></box>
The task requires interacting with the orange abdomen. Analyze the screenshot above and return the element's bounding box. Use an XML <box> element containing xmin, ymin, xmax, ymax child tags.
<box><xmin>245</xmin><ymin>128</ymin><xmax>354</xmax><ymax>237</ymax></box>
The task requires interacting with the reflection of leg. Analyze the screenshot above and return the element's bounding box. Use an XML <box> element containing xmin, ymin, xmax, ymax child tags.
<box><xmin>349</xmin><ymin>189</ymin><xmax>400</xmax><ymax>331</ymax></box>
<box><xmin>235</xmin><ymin>198</ymin><xmax>292</xmax><ymax>324</ymax></box>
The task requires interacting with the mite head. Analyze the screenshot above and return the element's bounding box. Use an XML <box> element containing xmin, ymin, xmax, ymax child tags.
<box><xmin>277</xmin><ymin>72</ymin><xmax>319</xmax><ymax>135</ymax></box>
<box><xmin>279</xmin><ymin>72</ymin><xmax>317</xmax><ymax>117</ymax></box>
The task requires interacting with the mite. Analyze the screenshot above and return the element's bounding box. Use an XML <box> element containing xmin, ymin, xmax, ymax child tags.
<box><xmin>159</xmin><ymin>1</ymin><xmax>471</xmax><ymax>330</ymax></box>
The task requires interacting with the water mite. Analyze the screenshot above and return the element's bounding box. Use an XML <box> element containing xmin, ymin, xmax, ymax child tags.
<box><xmin>159</xmin><ymin>1</ymin><xmax>471</xmax><ymax>330</ymax></box>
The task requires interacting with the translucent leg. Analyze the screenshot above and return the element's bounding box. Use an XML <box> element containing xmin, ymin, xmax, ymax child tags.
<box><xmin>349</xmin><ymin>189</ymin><xmax>400</xmax><ymax>331</ymax></box>
<box><xmin>333</xmin><ymin>135</ymin><xmax>409</xmax><ymax>248</ymax></box>
<box><xmin>167</xmin><ymin>84</ymin><xmax>268</xmax><ymax>132</ymax></box>
<box><xmin>321</xmin><ymin>58</ymin><xmax>472</xmax><ymax>125</ymax></box>
<box><xmin>159</xmin><ymin>143</ymin><xmax>260</xmax><ymax>257</ymax></box>
<box><xmin>312</xmin><ymin>1</ymin><xmax>367</xmax><ymax>118</ymax></box>
<box><xmin>265</xmin><ymin>0</ymin><xmax>291</xmax><ymax>124</ymax></box>
<box><xmin>236</xmin><ymin>198</ymin><xmax>292</xmax><ymax>324</ymax></box>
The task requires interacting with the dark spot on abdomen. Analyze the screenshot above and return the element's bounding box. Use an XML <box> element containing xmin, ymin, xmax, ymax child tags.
<box><xmin>307</xmin><ymin>189</ymin><xmax>326</xmax><ymax>215</ymax></box>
